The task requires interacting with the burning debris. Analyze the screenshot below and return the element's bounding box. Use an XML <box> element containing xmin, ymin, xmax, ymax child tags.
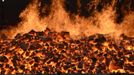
<box><xmin>0</xmin><ymin>28</ymin><xmax>133</xmax><ymax>74</ymax></box>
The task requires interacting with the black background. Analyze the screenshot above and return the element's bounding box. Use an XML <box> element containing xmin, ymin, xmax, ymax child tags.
<box><xmin>0</xmin><ymin>0</ymin><xmax>30</xmax><ymax>29</ymax></box>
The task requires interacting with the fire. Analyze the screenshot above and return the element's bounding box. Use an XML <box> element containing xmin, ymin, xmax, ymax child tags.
<box><xmin>0</xmin><ymin>0</ymin><xmax>134</xmax><ymax>74</ymax></box>
<box><xmin>0</xmin><ymin>28</ymin><xmax>133</xmax><ymax>74</ymax></box>
<box><xmin>1</xmin><ymin>0</ymin><xmax>134</xmax><ymax>39</ymax></box>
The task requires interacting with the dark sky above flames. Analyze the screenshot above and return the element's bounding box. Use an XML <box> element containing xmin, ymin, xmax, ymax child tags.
<box><xmin>0</xmin><ymin>0</ymin><xmax>134</xmax><ymax>29</ymax></box>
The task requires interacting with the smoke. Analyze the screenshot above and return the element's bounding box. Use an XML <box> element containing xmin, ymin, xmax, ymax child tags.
<box><xmin>0</xmin><ymin>0</ymin><xmax>134</xmax><ymax>39</ymax></box>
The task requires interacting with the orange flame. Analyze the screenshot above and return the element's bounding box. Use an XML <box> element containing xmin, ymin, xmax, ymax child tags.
<box><xmin>0</xmin><ymin>0</ymin><xmax>134</xmax><ymax>39</ymax></box>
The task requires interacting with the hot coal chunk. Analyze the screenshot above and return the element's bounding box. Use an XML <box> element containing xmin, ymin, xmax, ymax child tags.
<box><xmin>29</xmin><ymin>42</ymin><xmax>42</xmax><ymax>50</ymax></box>
<box><xmin>33</xmin><ymin>57</ymin><xmax>40</xmax><ymax>63</ymax></box>
<box><xmin>28</xmin><ymin>30</ymin><xmax>36</xmax><ymax>35</ymax></box>
<box><xmin>42</xmin><ymin>37</ymin><xmax>53</xmax><ymax>43</ymax></box>
<box><xmin>19</xmin><ymin>42</ymin><xmax>29</xmax><ymax>51</ymax></box>
<box><xmin>0</xmin><ymin>56</ymin><xmax>8</xmax><ymax>62</ymax></box>
<box><xmin>88</xmin><ymin>35</ymin><xmax>96</xmax><ymax>41</ymax></box>
<box><xmin>12</xmin><ymin>55</ymin><xmax>20</xmax><ymax>67</ymax></box>
<box><xmin>78</xmin><ymin>61</ymin><xmax>84</xmax><ymax>68</ymax></box>
<box><xmin>124</xmin><ymin>64</ymin><xmax>134</xmax><ymax>72</ymax></box>
<box><xmin>23</xmin><ymin>33</ymin><xmax>33</xmax><ymax>40</ymax></box>
<box><xmin>61</xmin><ymin>31</ymin><xmax>70</xmax><ymax>38</ymax></box>
<box><xmin>95</xmin><ymin>34</ymin><xmax>107</xmax><ymax>48</ymax></box>
<box><xmin>94</xmin><ymin>34</ymin><xmax>106</xmax><ymax>43</ymax></box>
<box><xmin>57</xmin><ymin>43</ymin><xmax>65</xmax><ymax>49</ymax></box>
<box><xmin>15</xmin><ymin>33</ymin><xmax>22</xmax><ymax>39</ymax></box>
<box><xmin>36</xmin><ymin>32</ymin><xmax>44</xmax><ymax>36</ymax></box>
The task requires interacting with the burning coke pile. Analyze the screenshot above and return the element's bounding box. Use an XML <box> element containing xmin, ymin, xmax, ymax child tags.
<box><xmin>0</xmin><ymin>0</ymin><xmax>134</xmax><ymax>74</ymax></box>
<box><xmin>0</xmin><ymin>28</ymin><xmax>134</xmax><ymax>74</ymax></box>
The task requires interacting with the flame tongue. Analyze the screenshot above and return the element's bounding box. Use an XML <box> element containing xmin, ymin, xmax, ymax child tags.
<box><xmin>1</xmin><ymin>0</ymin><xmax>134</xmax><ymax>39</ymax></box>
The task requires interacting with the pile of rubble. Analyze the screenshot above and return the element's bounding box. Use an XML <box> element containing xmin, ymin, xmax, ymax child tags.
<box><xmin>0</xmin><ymin>28</ymin><xmax>133</xmax><ymax>74</ymax></box>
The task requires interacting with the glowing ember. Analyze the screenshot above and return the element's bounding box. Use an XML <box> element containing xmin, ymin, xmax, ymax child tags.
<box><xmin>0</xmin><ymin>28</ymin><xmax>133</xmax><ymax>74</ymax></box>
